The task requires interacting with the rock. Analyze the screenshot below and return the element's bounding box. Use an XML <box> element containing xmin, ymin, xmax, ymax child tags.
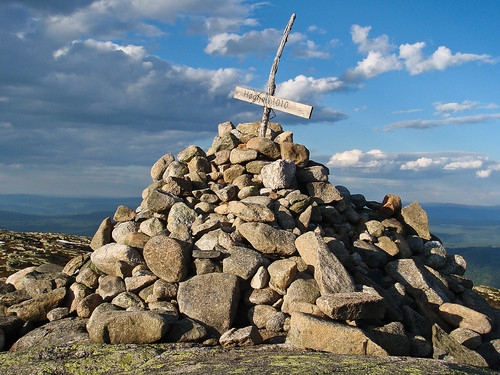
<box><xmin>246</xmin><ymin>160</ymin><xmax>270</xmax><ymax>174</ymax></box>
<box><xmin>282</xmin><ymin>276</ymin><xmax>321</xmax><ymax>314</ymax></box>
<box><xmin>90</xmin><ymin>243</ymin><xmax>144</xmax><ymax>277</ymax></box>
<box><xmin>280</xmin><ymin>142</ymin><xmax>309</xmax><ymax>167</ymax></box>
<box><xmin>111</xmin><ymin>291</ymin><xmax>145</xmax><ymax>310</ymax></box>
<box><xmin>47</xmin><ymin>306</ymin><xmax>70</xmax><ymax>321</ymax></box>
<box><xmin>87</xmin><ymin>304</ymin><xmax>173</xmax><ymax>344</ymax></box>
<box><xmin>248</xmin><ymin>288</ymin><xmax>280</xmax><ymax>305</ymax></box>
<box><xmin>75</xmin><ymin>264</ymin><xmax>100</xmax><ymax>289</ymax></box>
<box><xmin>250</xmin><ymin>266</ymin><xmax>269</xmax><ymax>289</ymax></box>
<box><xmin>295</xmin><ymin>164</ymin><xmax>329</xmax><ymax>183</ymax></box>
<box><xmin>222</xmin><ymin>246</ymin><xmax>264</xmax><ymax>280</ymax></box>
<box><xmin>97</xmin><ymin>275</ymin><xmax>126</xmax><ymax>301</ymax></box>
<box><xmin>306</xmin><ymin>182</ymin><xmax>342</xmax><ymax>204</ymax></box>
<box><xmin>376</xmin><ymin>236</ymin><xmax>399</xmax><ymax>257</ymax></box>
<box><xmin>11</xmin><ymin>287</ymin><xmax>67</xmax><ymax>321</ymax></box>
<box><xmin>368</xmin><ymin>322</ymin><xmax>411</xmax><ymax>356</ymax></box>
<box><xmin>267</xmin><ymin>259</ymin><xmax>297</xmax><ymax>294</ymax></box>
<box><xmin>111</xmin><ymin>221</ymin><xmax>137</xmax><ymax>244</ymax></box>
<box><xmin>246</xmin><ymin>137</ymin><xmax>280</xmax><ymax>160</ymax></box>
<box><xmin>316</xmin><ymin>292</ymin><xmax>386</xmax><ymax>321</ymax></box>
<box><xmin>266</xmin><ymin>311</ymin><xmax>287</xmax><ymax>332</ymax></box>
<box><xmin>77</xmin><ymin>293</ymin><xmax>103</xmax><ymax>318</ymax></box>
<box><xmin>167</xmin><ymin>202</ymin><xmax>197</xmax><ymax>232</ymax></box>
<box><xmin>260</xmin><ymin>159</ymin><xmax>296</xmax><ymax>190</ymax></box>
<box><xmin>219</xmin><ymin>326</ymin><xmax>260</xmax><ymax>347</ymax></box>
<box><xmin>62</xmin><ymin>254</ymin><xmax>90</xmax><ymax>277</ymax></box>
<box><xmin>432</xmin><ymin>324</ymin><xmax>488</xmax><ymax>367</ymax></box>
<box><xmin>143</xmin><ymin>234</ymin><xmax>190</xmax><ymax>282</ymax></box>
<box><xmin>365</xmin><ymin>220</ymin><xmax>384</xmax><ymax>237</ymax></box>
<box><xmin>6</xmin><ymin>266</ymin><xmax>37</xmax><ymax>290</ymax></box>
<box><xmin>438</xmin><ymin>302</ymin><xmax>492</xmax><ymax>334</ymax></box>
<box><xmin>165</xmin><ymin>317</ymin><xmax>207</xmax><ymax>343</ymax></box>
<box><xmin>274</xmin><ymin>130</ymin><xmax>293</xmax><ymax>144</ymax></box>
<box><xmin>177</xmin><ymin>273</ymin><xmax>239</xmax><ymax>336</ymax></box>
<box><xmin>295</xmin><ymin>232</ymin><xmax>355</xmax><ymax>295</ymax></box>
<box><xmin>177</xmin><ymin>145</ymin><xmax>206</xmax><ymax>163</ymax></box>
<box><xmin>401</xmin><ymin>201</ymin><xmax>431</xmax><ymax>240</ymax></box>
<box><xmin>218</xmin><ymin>121</ymin><xmax>234</xmax><ymax>137</ymax></box>
<box><xmin>125</xmin><ymin>270</ymin><xmax>157</xmax><ymax>293</ymax></box>
<box><xmin>352</xmin><ymin>240</ymin><xmax>387</xmax><ymax>269</ymax></box>
<box><xmin>230</xmin><ymin>148</ymin><xmax>258</xmax><ymax>164</ymax></box>
<box><xmin>153</xmin><ymin>279</ymin><xmax>178</xmax><ymax>300</ymax></box>
<box><xmin>143</xmin><ymin>189</ymin><xmax>180</xmax><ymax>213</ymax></box>
<box><xmin>385</xmin><ymin>259</ymin><xmax>450</xmax><ymax>308</ymax></box>
<box><xmin>22</xmin><ymin>270</ymin><xmax>70</xmax><ymax>298</ymax></box>
<box><xmin>238</xmin><ymin>222</ymin><xmax>297</xmax><ymax>256</ymax></box>
<box><xmin>227</xmin><ymin>201</ymin><xmax>275</xmax><ymax>222</ymax></box>
<box><xmin>379</xmin><ymin>194</ymin><xmax>402</xmax><ymax>218</ymax></box>
<box><xmin>248</xmin><ymin>305</ymin><xmax>278</xmax><ymax>329</ymax></box>
<box><xmin>139</xmin><ymin>217</ymin><xmax>166</xmax><ymax>237</ymax></box>
<box><xmin>209</xmin><ymin>132</ymin><xmax>240</xmax><ymax>154</ymax></box>
<box><xmin>286</xmin><ymin>312</ymin><xmax>388</xmax><ymax>355</ymax></box>
<box><xmin>113</xmin><ymin>205</ymin><xmax>136</xmax><ymax>222</ymax></box>
<box><xmin>90</xmin><ymin>217</ymin><xmax>113</xmax><ymax>250</ymax></box>
<box><xmin>151</xmin><ymin>153</ymin><xmax>175</xmax><ymax>181</ymax></box>
<box><xmin>10</xmin><ymin>317</ymin><xmax>91</xmax><ymax>351</ymax></box>
<box><xmin>223</xmin><ymin>164</ymin><xmax>245</xmax><ymax>183</ymax></box>
<box><xmin>0</xmin><ymin>316</ymin><xmax>24</xmax><ymax>347</ymax></box>
<box><xmin>450</xmin><ymin>328</ymin><xmax>482</xmax><ymax>350</ymax></box>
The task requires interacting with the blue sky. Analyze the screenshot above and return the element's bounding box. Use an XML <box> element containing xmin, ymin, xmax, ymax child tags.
<box><xmin>1</xmin><ymin>0</ymin><xmax>500</xmax><ymax>205</ymax></box>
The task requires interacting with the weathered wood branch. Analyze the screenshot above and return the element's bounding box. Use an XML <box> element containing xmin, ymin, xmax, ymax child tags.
<box><xmin>259</xmin><ymin>13</ymin><xmax>296</xmax><ymax>137</ymax></box>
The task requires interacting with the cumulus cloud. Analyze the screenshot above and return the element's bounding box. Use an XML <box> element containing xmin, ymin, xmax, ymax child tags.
<box><xmin>204</xmin><ymin>28</ymin><xmax>330</xmax><ymax>59</ymax></box>
<box><xmin>275</xmin><ymin>75</ymin><xmax>345</xmax><ymax>102</ymax></box>
<box><xmin>476</xmin><ymin>163</ymin><xmax>500</xmax><ymax>178</ymax></box>
<box><xmin>343</xmin><ymin>25</ymin><xmax>495</xmax><ymax>82</ymax></box>
<box><xmin>399</xmin><ymin>43</ymin><xmax>493</xmax><ymax>75</ymax></box>
<box><xmin>327</xmin><ymin>149</ymin><xmax>494</xmax><ymax>178</ymax></box>
<box><xmin>400</xmin><ymin>157</ymin><xmax>435</xmax><ymax>171</ymax></box>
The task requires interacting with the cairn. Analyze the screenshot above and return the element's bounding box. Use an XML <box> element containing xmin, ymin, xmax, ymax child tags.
<box><xmin>1</xmin><ymin>121</ymin><xmax>499</xmax><ymax>369</ymax></box>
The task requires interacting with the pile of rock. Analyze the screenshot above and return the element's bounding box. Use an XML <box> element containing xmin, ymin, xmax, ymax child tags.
<box><xmin>1</xmin><ymin>121</ymin><xmax>499</xmax><ymax>369</ymax></box>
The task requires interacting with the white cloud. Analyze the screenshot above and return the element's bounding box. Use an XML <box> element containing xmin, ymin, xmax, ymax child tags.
<box><xmin>392</xmin><ymin>108</ymin><xmax>423</xmax><ymax>114</ymax></box>
<box><xmin>351</xmin><ymin>25</ymin><xmax>393</xmax><ymax>53</ymax></box>
<box><xmin>204</xmin><ymin>29</ymin><xmax>306</xmax><ymax>57</ymax></box>
<box><xmin>434</xmin><ymin>100</ymin><xmax>498</xmax><ymax>114</ymax></box>
<box><xmin>443</xmin><ymin>160</ymin><xmax>483</xmax><ymax>170</ymax></box>
<box><xmin>275</xmin><ymin>75</ymin><xmax>345</xmax><ymax>102</ymax></box>
<box><xmin>400</xmin><ymin>157</ymin><xmax>435</xmax><ymax>171</ymax></box>
<box><xmin>344</xmin><ymin>51</ymin><xmax>402</xmax><ymax>81</ymax></box>
<box><xmin>476</xmin><ymin>163</ymin><xmax>500</xmax><ymax>178</ymax></box>
<box><xmin>399</xmin><ymin>43</ymin><xmax>493</xmax><ymax>75</ymax></box>
<box><xmin>327</xmin><ymin>149</ymin><xmax>391</xmax><ymax>170</ymax></box>
<box><xmin>344</xmin><ymin>25</ymin><xmax>494</xmax><ymax>81</ymax></box>
<box><xmin>0</xmin><ymin>122</ymin><xmax>13</xmax><ymax>129</ymax></box>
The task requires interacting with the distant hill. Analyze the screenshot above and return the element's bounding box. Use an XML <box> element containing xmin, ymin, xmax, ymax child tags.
<box><xmin>0</xmin><ymin>194</ymin><xmax>141</xmax><ymax>236</ymax></box>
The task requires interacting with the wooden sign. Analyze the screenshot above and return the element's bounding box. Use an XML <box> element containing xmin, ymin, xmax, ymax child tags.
<box><xmin>234</xmin><ymin>86</ymin><xmax>313</xmax><ymax>119</ymax></box>
<box><xmin>233</xmin><ymin>13</ymin><xmax>313</xmax><ymax>137</ymax></box>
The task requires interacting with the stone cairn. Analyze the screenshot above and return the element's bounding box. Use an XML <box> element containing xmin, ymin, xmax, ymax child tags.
<box><xmin>1</xmin><ymin>121</ymin><xmax>499</xmax><ymax>369</ymax></box>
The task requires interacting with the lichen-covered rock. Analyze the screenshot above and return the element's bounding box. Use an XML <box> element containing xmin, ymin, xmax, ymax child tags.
<box><xmin>260</xmin><ymin>159</ymin><xmax>296</xmax><ymax>189</ymax></box>
<box><xmin>401</xmin><ymin>201</ymin><xmax>431</xmax><ymax>240</ymax></box>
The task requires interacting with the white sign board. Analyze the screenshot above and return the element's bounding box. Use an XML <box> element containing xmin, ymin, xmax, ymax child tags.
<box><xmin>234</xmin><ymin>86</ymin><xmax>313</xmax><ymax>119</ymax></box>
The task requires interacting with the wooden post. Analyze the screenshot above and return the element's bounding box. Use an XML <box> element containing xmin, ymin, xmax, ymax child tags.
<box><xmin>259</xmin><ymin>13</ymin><xmax>296</xmax><ymax>137</ymax></box>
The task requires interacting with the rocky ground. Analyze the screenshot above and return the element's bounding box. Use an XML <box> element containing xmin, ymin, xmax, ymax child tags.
<box><xmin>1</xmin><ymin>342</ymin><xmax>498</xmax><ymax>375</ymax></box>
<box><xmin>0</xmin><ymin>229</ymin><xmax>90</xmax><ymax>279</ymax></box>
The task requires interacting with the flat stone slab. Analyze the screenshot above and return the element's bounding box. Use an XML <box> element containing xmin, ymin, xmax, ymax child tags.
<box><xmin>286</xmin><ymin>312</ymin><xmax>388</xmax><ymax>356</ymax></box>
<box><xmin>316</xmin><ymin>292</ymin><xmax>386</xmax><ymax>321</ymax></box>
<box><xmin>177</xmin><ymin>273</ymin><xmax>240</xmax><ymax>336</ymax></box>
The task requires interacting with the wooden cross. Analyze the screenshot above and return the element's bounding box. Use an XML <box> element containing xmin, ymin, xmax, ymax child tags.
<box><xmin>233</xmin><ymin>13</ymin><xmax>313</xmax><ymax>137</ymax></box>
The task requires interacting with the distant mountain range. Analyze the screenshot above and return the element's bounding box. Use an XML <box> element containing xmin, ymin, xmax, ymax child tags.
<box><xmin>0</xmin><ymin>194</ymin><xmax>499</xmax><ymax>287</ymax></box>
